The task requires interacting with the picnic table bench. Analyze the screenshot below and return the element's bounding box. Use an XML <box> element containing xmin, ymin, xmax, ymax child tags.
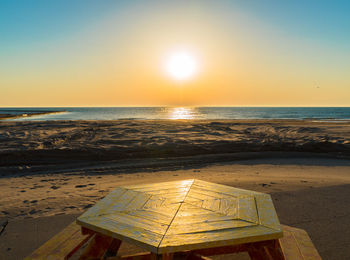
<box><xmin>25</xmin><ymin>179</ymin><xmax>322</xmax><ymax>259</ymax></box>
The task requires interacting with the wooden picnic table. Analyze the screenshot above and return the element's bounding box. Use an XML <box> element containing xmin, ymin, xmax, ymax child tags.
<box><xmin>76</xmin><ymin>179</ymin><xmax>285</xmax><ymax>259</ymax></box>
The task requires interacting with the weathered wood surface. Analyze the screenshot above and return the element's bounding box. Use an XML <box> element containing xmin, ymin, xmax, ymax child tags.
<box><xmin>24</xmin><ymin>221</ymin><xmax>93</xmax><ymax>260</ymax></box>
<box><xmin>77</xmin><ymin>179</ymin><xmax>282</xmax><ymax>254</ymax></box>
<box><xmin>25</xmin><ymin>220</ymin><xmax>321</xmax><ymax>259</ymax></box>
<box><xmin>280</xmin><ymin>225</ymin><xmax>322</xmax><ymax>260</ymax></box>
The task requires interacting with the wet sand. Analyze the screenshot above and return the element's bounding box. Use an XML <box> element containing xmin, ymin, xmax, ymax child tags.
<box><xmin>0</xmin><ymin>120</ymin><xmax>349</xmax><ymax>259</ymax></box>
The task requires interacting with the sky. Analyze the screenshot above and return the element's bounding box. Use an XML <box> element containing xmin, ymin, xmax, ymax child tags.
<box><xmin>0</xmin><ymin>0</ymin><xmax>349</xmax><ymax>107</ymax></box>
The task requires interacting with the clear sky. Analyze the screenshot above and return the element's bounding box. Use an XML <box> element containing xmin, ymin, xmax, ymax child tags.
<box><xmin>1</xmin><ymin>0</ymin><xmax>349</xmax><ymax>107</ymax></box>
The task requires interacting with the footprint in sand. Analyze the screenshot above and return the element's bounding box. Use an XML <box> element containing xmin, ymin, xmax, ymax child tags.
<box><xmin>75</xmin><ymin>185</ymin><xmax>87</xmax><ymax>188</ymax></box>
<box><xmin>64</xmin><ymin>206</ymin><xmax>77</xmax><ymax>210</ymax></box>
<box><xmin>29</xmin><ymin>209</ymin><xmax>41</xmax><ymax>215</ymax></box>
<box><xmin>30</xmin><ymin>185</ymin><xmax>44</xmax><ymax>189</ymax></box>
<box><xmin>40</xmin><ymin>179</ymin><xmax>55</xmax><ymax>182</ymax></box>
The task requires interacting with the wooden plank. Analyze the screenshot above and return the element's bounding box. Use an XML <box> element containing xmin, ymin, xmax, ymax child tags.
<box><xmin>172</xmin><ymin>212</ymin><xmax>240</xmax><ymax>224</ymax></box>
<box><xmin>202</xmin><ymin>199</ymin><xmax>221</xmax><ymax>212</ymax></box>
<box><xmin>279</xmin><ymin>227</ymin><xmax>304</xmax><ymax>259</ymax></box>
<box><xmin>186</xmin><ymin>190</ymin><xmax>219</xmax><ymax>201</ymax></box>
<box><xmin>189</xmin><ymin>186</ymin><xmax>238</xmax><ymax>199</ymax></box>
<box><xmin>78</xmin><ymin>188</ymin><xmax>128</xmax><ymax>219</ymax></box>
<box><xmin>142</xmin><ymin>202</ymin><xmax>181</xmax><ymax>217</ymax></box>
<box><xmin>166</xmin><ymin>219</ymin><xmax>256</xmax><ymax>235</ymax></box>
<box><xmin>238</xmin><ymin>196</ymin><xmax>258</xmax><ymax>223</ymax></box>
<box><xmin>159</xmin><ymin>225</ymin><xmax>281</xmax><ymax>253</ymax></box>
<box><xmin>50</xmin><ymin>229</ymin><xmax>93</xmax><ymax>259</ymax></box>
<box><xmin>25</xmin><ymin>222</ymin><xmax>92</xmax><ymax>260</ymax></box>
<box><xmin>77</xmin><ymin>216</ymin><xmax>163</xmax><ymax>253</ymax></box>
<box><xmin>255</xmin><ymin>194</ymin><xmax>282</xmax><ymax>231</ymax></box>
<box><xmin>107</xmin><ymin>190</ymin><xmax>143</xmax><ymax>212</ymax></box>
<box><xmin>141</xmin><ymin>187</ymin><xmax>189</xmax><ymax>196</ymax></box>
<box><xmin>124</xmin><ymin>180</ymin><xmax>194</xmax><ymax>191</ymax></box>
<box><xmin>193</xmin><ymin>180</ymin><xmax>263</xmax><ymax>196</ymax></box>
<box><xmin>127</xmin><ymin>209</ymin><xmax>173</xmax><ymax>225</ymax></box>
<box><xmin>280</xmin><ymin>225</ymin><xmax>322</xmax><ymax>260</ymax></box>
<box><xmin>105</xmin><ymin>213</ymin><xmax>169</xmax><ymax>235</ymax></box>
<box><xmin>175</xmin><ymin>205</ymin><xmax>222</xmax><ymax>217</ymax></box>
<box><xmin>219</xmin><ymin>197</ymin><xmax>239</xmax><ymax>216</ymax></box>
<box><xmin>126</xmin><ymin>193</ymin><xmax>152</xmax><ymax>211</ymax></box>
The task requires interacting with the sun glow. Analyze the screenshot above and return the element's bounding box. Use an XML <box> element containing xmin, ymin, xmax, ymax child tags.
<box><xmin>165</xmin><ymin>51</ymin><xmax>198</xmax><ymax>81</ymax></box>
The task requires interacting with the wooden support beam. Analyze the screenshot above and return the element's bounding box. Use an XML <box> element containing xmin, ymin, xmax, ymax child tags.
<box><xmin>79</xmin><ymin>233</ymin><xmax>114</xmax><ymax>260</ymax></box>
<box><xmin>160</xmin><ymin>253</ymin><xmax>173</xmax><ymax>260</ymax></box>
<box><xmin>185</xmin><ymin>252</ymin><xmax>212</xmax><ymax>260</ymax></box>
<box><xmin>190</xmin><ymin>244</ymin><xmax>247</xmax><ymax>256</ymax></box>
<box><xmin>104</xmin><ymin>239</ymin><xmax>123</xmax><ymax>258</ymax></box>
<box><xmin>106</xmin><ymin>252</ymin><xmax>156</xmax><ymax>260</ymax></box>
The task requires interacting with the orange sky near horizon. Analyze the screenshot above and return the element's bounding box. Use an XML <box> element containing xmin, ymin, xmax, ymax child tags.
<box><xmin>1</xmin><ymin>1</ymin><xmax>349</xmax><ymax>107</ymax></box>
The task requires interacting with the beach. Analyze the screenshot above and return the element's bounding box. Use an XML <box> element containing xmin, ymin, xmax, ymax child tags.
<box><xmin>0</xmin><ymin>120</ymin><xmax>350</xmax><ymax>259</ymax></box>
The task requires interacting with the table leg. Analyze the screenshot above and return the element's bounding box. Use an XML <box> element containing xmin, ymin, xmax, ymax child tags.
<box><xmin>160</xmin><ymin>253</ymin><xmax>173</xmax><ymax>260</ymax></box>
<box><xmin>247</xmin><ymin>239</ymin><xmax>284</xmax><ymax>260</ymax></box>
<box><xmin>79</xmin><ymin>233</ymin><xmax>114</xmax><ymax>260</ymax></box>
<box><xmin>104</xmin><ymin>238</ymin><xmax>122</xmax><ymax>258</ymax></box>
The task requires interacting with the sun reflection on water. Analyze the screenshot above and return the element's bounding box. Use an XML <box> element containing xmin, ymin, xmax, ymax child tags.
<box><xmin>169</xmin><ymin>107</ymin><xmax>195</xmax><ymax>119</ymax></box>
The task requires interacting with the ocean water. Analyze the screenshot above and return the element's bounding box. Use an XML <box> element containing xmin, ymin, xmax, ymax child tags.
<box><xmin>1</xmin><ymin>107</ymin><xmax>350</xmax><ymax>121</ymax></box>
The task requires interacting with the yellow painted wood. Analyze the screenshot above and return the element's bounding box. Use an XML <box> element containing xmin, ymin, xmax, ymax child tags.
<box><xmin>280</xmin><ymin>225</ymin><xmax>322</xmax><ymax>260</ymax></box>
<box><xmin>255</xmin><ymin>194</ymin><xmax>281</xmax><ymax>231</ymax></box>
<box><xmin>159</xmin><ymin>225</ymin><xmax>280</xmax><ymax>253</ymax></box>
<box><xmin>238</xmin><ymin>196</ymin><xmax>258</xmax><ymax>223</ymax></box>
<box><xmin>77</xmin><ymin>179</ymin><xmax>282</xmax><ymax>254</ymax></box>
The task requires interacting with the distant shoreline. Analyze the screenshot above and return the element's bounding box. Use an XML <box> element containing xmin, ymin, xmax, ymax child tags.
<box><xmin>0</xmin><ymin>111</ymin><xmax>66</xmax><ymax>120</ymax></box>
<box><xmin>0</xmin><ymin>107</ymin><xmax>349</xmax><ymax>121</ymax></box>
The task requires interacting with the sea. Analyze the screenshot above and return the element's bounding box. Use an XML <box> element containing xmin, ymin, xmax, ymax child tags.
<box><xmin>1</xmin><ymin>107</ymin><xmax>350</xmax><ymax>121</ymax></box>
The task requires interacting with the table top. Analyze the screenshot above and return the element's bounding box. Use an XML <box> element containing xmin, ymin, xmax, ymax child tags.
<box><xmin>77</xmin><ymin>179</ymin><xmax>282</xmax><ymax>254</ymax></box>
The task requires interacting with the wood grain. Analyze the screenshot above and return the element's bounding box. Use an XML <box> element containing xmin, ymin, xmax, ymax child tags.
<box><xmin>77</xmin><ymin>179</ymin><xmax>282</xmax><ymax>254</ymax></box>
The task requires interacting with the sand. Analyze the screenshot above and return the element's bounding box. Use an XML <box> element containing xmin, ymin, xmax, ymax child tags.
<box><xmin>0</xmin><ymin>120</ymin><xmax>349</xmax><ymax>259</ymax></box>
<box><xmin>1</xmin><ymin>120</ymin><xmax>349</xmax><ymax>169</ymax></box>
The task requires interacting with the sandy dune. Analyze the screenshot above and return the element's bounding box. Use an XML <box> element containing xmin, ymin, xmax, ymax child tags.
<box><xmin>0</xmin><ymin>120</ymin><xmax>349</xmax><ymax>169</ymax></box>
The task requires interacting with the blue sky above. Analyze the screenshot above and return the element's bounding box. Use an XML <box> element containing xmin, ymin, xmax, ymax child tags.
<box><xmin>1</xmin><ymin>1</ymin><xmax>349</xmax><ymax>48</ymax></box>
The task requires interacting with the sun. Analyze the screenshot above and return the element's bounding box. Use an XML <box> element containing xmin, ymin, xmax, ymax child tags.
<box><xmin>165</xmin><ymin>51</ymin><xmax>198</xmax><ymax>81</ymax></box>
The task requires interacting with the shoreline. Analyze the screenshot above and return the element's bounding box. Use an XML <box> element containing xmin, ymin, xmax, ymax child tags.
<box><xmin>0</xmin><ymin>111</ymin><xmax>66</xmax><ymax>120</ymax></box>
